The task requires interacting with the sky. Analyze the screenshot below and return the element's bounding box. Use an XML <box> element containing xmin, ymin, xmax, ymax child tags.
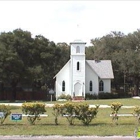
<box><xmin>0</xmin><ymin>1</ymin><xmax>140</xmax><ymax>46</ymax></box>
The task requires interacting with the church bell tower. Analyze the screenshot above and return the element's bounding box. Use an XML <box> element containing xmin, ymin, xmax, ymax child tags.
<box><xmin>70</xmin><ymin>40</ymin><xmax>86</xmax><ymax>98</ymax></box>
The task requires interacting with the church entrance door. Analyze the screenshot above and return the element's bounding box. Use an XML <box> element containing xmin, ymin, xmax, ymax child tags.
<box><xmin>74</xmin><ymin>82</ymin><xmax>82</xmax><ymax>96</ymax></box>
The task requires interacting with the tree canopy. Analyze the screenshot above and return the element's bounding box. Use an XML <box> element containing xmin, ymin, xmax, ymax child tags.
<box><xmin>0</xmin><ymin>28</ymin><xmax>140</xmax><ymax>99</ymax></box>
<box><xmin>86</xmin><ymin>30</ymin><xmax>140</xmax><ymax>95</ymax></box>
<box><xmin>0</xmin><ymin>29</ymin><xmax>69</xmax><ymax>99</ymax></box>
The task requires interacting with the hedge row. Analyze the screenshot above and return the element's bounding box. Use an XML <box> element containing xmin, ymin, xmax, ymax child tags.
<box><xmin>0</xmin><ymin>102</ymin><xmax>140</xmax><ymax>126</ymax></box>
<box><xmin>85</xmin><ymin>92</ymin><xmax>132</xmax><ymax>100</ymax></box>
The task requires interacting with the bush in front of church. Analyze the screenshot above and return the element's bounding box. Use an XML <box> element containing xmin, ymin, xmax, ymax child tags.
<box><xmin>22</xmin><ymin>102</ymin><xmax>46</xmax><ymax>125</ymax></box>
<box><xmin>98</xmin><ymin>92</ymin><xmax>118</xmax><ymax>99</ymax></box>
<box><xmin>61</xmin><ymin>102</ymin><xmax>76</xmax><ymax>125</ymax></box>
<box><xmin>52</xmin><ymin>104</ymin><xmax>64</xmax><ymax>125</ymax></box>
<box><xmin>57</xmin><ymin>94</ymin><xmax>72</xmax><ymax>101</ymax></box>
<box><xmin>61</xmin><ymin>102</ymin><xmax>99</xmax><ymax>125</ymax></box>
<box><xmin>0</xmin><ymin>105</ymin><xmax>11</xmax><ymax>124</ymax></box>
<box><xmin>85</xmin><ymin>92</ymin><xmax>118</xmax><ymax>100</ymax></box>
<box><xmin>75</xmin><ymin>103</ymin><xmax>99</xmax><ymax>125</ymax></box>
<box><xmin>85</xmin><ymin>93</ymin><xmax>98</xmax><ymax>100</ymax></box>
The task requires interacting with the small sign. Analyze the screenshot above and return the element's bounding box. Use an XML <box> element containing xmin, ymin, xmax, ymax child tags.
<box><xmin>11</xmin><ymin>114</ymin><xmax>22</xmax><ymax>121</ymax></box>
<box><xmin>0</xmin><ymin>112</ymin><xmax>4</xmax><ymax>118</ymax></box>
<box><xmin>49</xmin><ymin>89</ymin><xmax>54</xmax><ymax>94</ymax></box>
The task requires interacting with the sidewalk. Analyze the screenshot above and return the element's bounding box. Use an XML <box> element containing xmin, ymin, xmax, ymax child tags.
<box><xmin>0</xmin><ymin>135</ymin><xmax>136</xmax><ymax>140</ymax></box>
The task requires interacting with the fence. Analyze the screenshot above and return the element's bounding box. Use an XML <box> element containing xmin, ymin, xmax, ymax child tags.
<box><xmin>0</xmin><ymin>91</ymin><xmax>56</xmax><ymax>101</ymax></box>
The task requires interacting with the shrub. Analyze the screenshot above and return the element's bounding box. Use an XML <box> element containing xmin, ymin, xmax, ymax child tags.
<box><xmin>98</xmin><ymin>92</ymin><xmax>118</xmax><ymax>99</ymax></box>
<box><xmin>62</xmin><ymin>102</ymin><xmax>76</xmax><ymax>125</ymax></box>
<box><xmin>85</xmin><ymin>93</ymin><xmax>98</xmax><ymax>100</ymax></box>
<box><xmin>22</xmin><ymin>102</ymin><xmax>46</xmax><ymax>125</ymax></box>
<box><xmin>52</xmin><ymin>104</ymin><xmax>63</xmax><ymax>125</ymax></box>
<box><xmin>133</xmin><ymin>106</ymin><xmax>140</xmax><ymax>124</ymax></box>
<box><xmin>75</xmin><ymin>103</ymin><xmax>99</xmax><ymax>125</ymax></box>
<box><xmin>61</xmin><ymin>102</ymin><xmax>99</xmax><ymax>125</ymax></box>
<box><xmin>85</xmin><ymin>92</ymin><xmax>118</xmax><ymax>100</ymax></box>
<box><xmin>111</xmin><ymin>102</ymin><xmax>123</xmax><ymax>114</ymax></box>
<box><xmin>111</xmin><ymin>102</ymin><xmax>123</xmax><ymax>124</ymax></box>
<box><xmin>57</xmin><ymin>94</ymin><xmax>72</xmax><ymax>101</ymax></box>
<box><xmin>0</xmin><ymin>105</ymin><xmax>11</xmax><ymax>124</ymax></box>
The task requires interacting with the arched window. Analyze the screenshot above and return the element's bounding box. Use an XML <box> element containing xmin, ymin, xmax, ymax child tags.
<box><xmin>62</xmin><ymin>81</ymin><xmax>65</xmax><ymax>91</ymax></box>
<box><xmin>76</xmin><ymin>46</ymin><xmax>80</xmax><ymax>53</ymax></box>
<box><xmin>77</xmin><ymin>62</ymin><xmax>80</xmax><ymax>70</ymax></box>
<box><xmin>89</xmin><ymin>81</ymin><xmax>92</xmax><ymax>91</ymax></box>
<box><xmin>99</xmin><ymin>80</ymin><xmax>104</xmax><ymax>92</ymax></box>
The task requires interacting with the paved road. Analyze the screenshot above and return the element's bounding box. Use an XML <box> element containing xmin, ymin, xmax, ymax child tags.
<box><xmin>0</xmin><ymin>136</ymin><xmax>137</xmax><ymax>140</ymax></box>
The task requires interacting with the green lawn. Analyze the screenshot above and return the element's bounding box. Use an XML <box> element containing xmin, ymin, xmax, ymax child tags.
<box><xmin>48</xmin><ymin>98</ymin><xmax>140</xmax><ymax>106</ymax></box>
<box><xmin>0</xmin><ymin>98</ymin><xmax>139</xmax><ymax>136</ymax></box>
<box><xmin>1</xmin><ymin>98</ymin><xmax>140</xmax><ymax>106</ymax></box>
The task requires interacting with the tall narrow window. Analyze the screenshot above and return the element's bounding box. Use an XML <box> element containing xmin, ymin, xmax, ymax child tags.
<box><xmin>77</xmin><ymin>62</ymin><xmax>80</xmax><ymax>70</ymax></box>
<box><xmin>89</xmin><ymin>81</ymin><xmax>92</xmax><ymax>91</ymax></box>
<box><xmin>99</xmin><ymin>80</ymin><xmax>104</xmax><ymax>92</ymax></box>
<box><xmin>76</xmin><ymin>46</ymin><xmax>80</xmax><ymax>53</ymax></box>
<box><xmin>62</xmin><ymin>81</ymin><xmax>65</xmax><ymax>91</ymax></box>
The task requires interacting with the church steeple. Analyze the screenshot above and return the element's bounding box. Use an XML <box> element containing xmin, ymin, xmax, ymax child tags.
<box><xmin>70</xmin><ymin>40</ymin><xmax>86</xmax><ymax>98</ymax></box>
<box><xmin>70</xmin><ymin>40</ymin><xmax>86</xmax><ymax>56</ymax></box>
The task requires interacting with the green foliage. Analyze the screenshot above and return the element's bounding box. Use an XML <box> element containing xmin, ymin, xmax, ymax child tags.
<box><xmin>22</xmin><ymin>102</ymin><xmax>46</xmax><ymax>125</ymax></box>
<box><xmin>62</xmin><ymin>102</ymin><xmax>76</xmax><ymax>125</ymax></box>
<box><xmin>57</xmin><ymin>94</ymin><xmax>72</xmax><ymax>101</ymax></box>
<box><xmin>89</xmin><ymin>30</ymin><xmax>140</xmax><ymax>95</ymax></box>
<box><xmin>111</xmin><ymin>102</ymin><xmax>123</xmax><ymax>124</ymax></box>
<box><xmin>0</xmin><ymin>105</ymin><xmax>11</xmax><ymax>124</ymax></box>
<box><xmin>0</xmin><ymin>99</ymin><xmax>139</xmax><ymax>136</ymax></box>
<box><xmin>98</xmin><ymin>92</ymin><xmax>118</xmax><ymax>99</ymax></box>
<box><xmin>0</xmin><ymin>105</ymin><xmax>137</xmax><ymax>136</ymax></box>
<box><xmin>111</xmin><ymin>102</ymin><xmax>123</xmax><ymax>114</ymax></box>
<box><xmin>0</xmin><ymin>29</ymin><xmax>70</xmax><ymax>100</ymax></box>
<box><xmin>52</xmin><ymin>104</ymin><xmax>63</xmax><ymax>125</ymax></box>
<box><xmin>85</xmin><ymin>92</ymin><xmax>132</xmax><ymax>100</ymax></box>
<box><xmin>133</xmin><ymin>106</ymin><xmax>140</xmax><ymax>124</ymax></box>
<box><xmin>134</xmin><ymin>106</ymin><xmax>140</xmax><ymax>115</ymax></box>
<box><xmin>75</xmin><ymin>103</ymin><xmax>99</xmax><ymax>125</ymax></box>
<box><xmin>85</xmin><ymin>93</ymin><xmax>98</xmax><ymax>100</ymax></box>
<box><xmin>61</xmin><ymin>102</ymin><xmax>99</xmax><ymax>125</ymax></box>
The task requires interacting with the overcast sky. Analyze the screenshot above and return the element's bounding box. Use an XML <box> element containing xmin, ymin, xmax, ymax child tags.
<box><xmin>0</xmin><ymin>1</ymin><xmax>140</xmax><ymax>46</ymax></box>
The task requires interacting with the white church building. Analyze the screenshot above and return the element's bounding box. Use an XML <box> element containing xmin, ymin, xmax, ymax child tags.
<box><xmin>54</xmin><ymin>40</ymin><xmax>114</xmax><ymax>99</ymax></box>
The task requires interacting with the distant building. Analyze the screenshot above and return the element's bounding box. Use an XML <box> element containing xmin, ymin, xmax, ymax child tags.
<box><xmin>54</xmin><ymin>39</ymin><xmax>114</xmax><ymax>99</ymax></box>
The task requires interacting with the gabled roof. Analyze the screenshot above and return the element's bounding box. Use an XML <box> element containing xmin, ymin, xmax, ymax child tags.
<box><xmin>53</xmin><ymin>60</ymin><xmax>70</xmax><ymax>79</ymax></box>
<box><xmin>86</xmin><ymin>60</ymin><xmax>114</xmax><ymax>79</ymax></box>
<box><xmin>54</xmin><ymin>59</ymin><xmax>114</xmax><ymax>79</ymax></box>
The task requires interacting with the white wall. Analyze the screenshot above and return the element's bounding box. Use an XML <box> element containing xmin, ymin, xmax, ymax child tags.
<box><xmin>71</xmin><ymin>43</ymin><xmax>85</xmax><ymax>55</ymax></box>
<box><xmin>55</xmin><ymin>61</ymin><xmax>71</xmax><ymax>99</ymax></box>
<box><xmin>85</xmin><ymin>63</ymin><xmax>112</xmax><ymax>94</ymax></box>
<box><xmin>102</xmin><ymin>79</ymin><xmax>111</xmax><ymax>93</ymax></box>
<box><xmin>71</xmin><ymin>55</ymin><xmax>85</xmax><ymax>97</ymax></box>
<box><xmin>72</xmin><ymin>56</ymin><xmax>85</xmax><ymax>82</ymax></box>
<box><xmin>85</xmin><ymin>63</ymin><xmax>99</xmax><ymax>94</ymax></box>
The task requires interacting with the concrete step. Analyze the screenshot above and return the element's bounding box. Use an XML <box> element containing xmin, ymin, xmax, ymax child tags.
<box><xmin>72</xmin><ymin>96</ymin><xmax>85</xmax><ymax>101</ymax></box>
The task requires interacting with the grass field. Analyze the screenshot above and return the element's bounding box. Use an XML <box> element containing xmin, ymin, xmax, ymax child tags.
<box><xmin>0</xmin><ymin>98</ymin><xmax>140</xmax><ymax>136</ymax></box>
<box><xmin>48</xmin><ymin>98</ymin><xmax>140</xmax><ymax>106</ymax></box>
